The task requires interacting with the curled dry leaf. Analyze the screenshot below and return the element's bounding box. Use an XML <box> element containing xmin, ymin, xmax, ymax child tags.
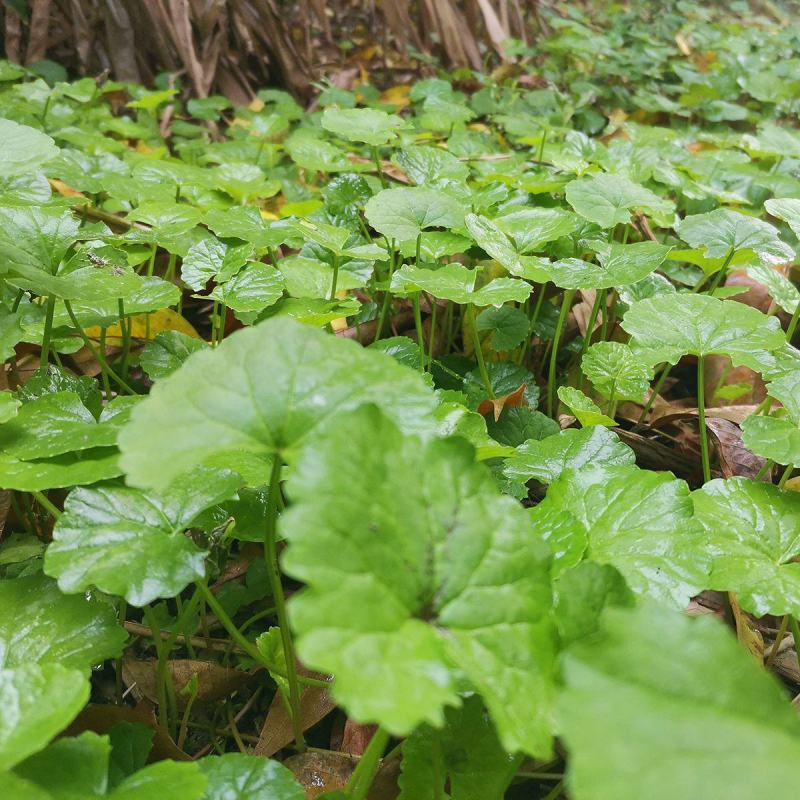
<box><xmin>705</xmin><ymin>417</ymin><xmax>767</xmax><ymax>480</ymax></box>
<box><xmin>729</xmin><ymin>593</ymin><xmax>765</xmax><ymax>663</ymax></box>
<box><xmin>62</xmin><ymin>700</ymin><xmax>190</xmax><ymax>761</ymax></box>
<box><xmin>477</xmin><ymin>382</ymin><xmax>527</xmax><ymax>422</ymax></box>
<box><xmin>254</xmin><ymin>683</ymin><xmax>336</xmax><ymax>757</ymax></box>
<box><xmin>122</xmin><ymin>657</ymin><xmax>254</xmax><ymax>709</ymax></box>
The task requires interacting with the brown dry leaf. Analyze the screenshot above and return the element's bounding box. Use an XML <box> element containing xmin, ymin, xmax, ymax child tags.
<box><xmin>122</xmin><ymin>657</ymin><xmax>253</xmax><ymax>708</ymax></box>
<box><xmin>63</xmin><ymin>701</ymin><xmax>189</xmax><ymax>761</ymax></box>
<box><xmin>705</xmin><ymin>417</ymin><xmax>766</xmax><ymax>480</ymax></box>
<box><xmin>341</xmin><ymin>720</ymin><xmax>378</xmax><ymax>756</ymax></box>
<box><xmin>726</xmin><ymin>270</ymin><xmax>772</xmax><ymax>313</ymax></box>
<box><xmin>477</xmin><ymin>382</ymin><xmax>526</xmax><ymax>422</ymax></box>
<box><xmin>729</xmin><ymin>593</ymin><xmax>764</xmax><ymax>663</ymax></box>
<box><xmin>0</xmin><ymin>490</ymin><xmax>10</xmax><ymax>535</ymax></box>
<box><xmin>254</xmin><ymin>683</ymin><xmax>336</xmax><ymax>757</ymax></box>
<box><xmin>283</xmin><ymin>751</ymin><xmax>399</xmax><ymax>800</ymax></box>
<box><xmin>283</xmin><ymin>751</ymin><xmax>356</xmax><ymax>798</ymax></box>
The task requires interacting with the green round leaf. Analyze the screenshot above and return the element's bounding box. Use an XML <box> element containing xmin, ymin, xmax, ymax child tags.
<box><xmin>282</xmin><ymin>406</ymin><xmax>557</xmax><ymax>756</ymax></box>
<box><xmin>621</xmin><ymin>293</ymin><xmax>785</xmax><ymax>371</ymax></box>
<box><xmin>694</xmin><ymin>477</ymin><xmax>800</xmax><ymax>617</ymax></box>
<box><xmin>559</xmin><ymin>605</ymin><xmax>800</xmax><ymax>800</ymax></box>
<box><xmin>45</xmin><ymin>468</ymin><xmax>242</xmax><ymax>606</ymax></box>
<box><xmin>0</xmin><ymin>574</ymin><xmax>125</xmax><ymax>669</ymax></box>
<box><xmin>118</xmin><ymin>318</ymin><xmax>437</xmax><ymax>490</ymax></box>
<box><xmin>0</xmin><ymin>663</ymin><xmax>89</xmax><ymax>771</ymax></box>
<box><xmin>565</xmin><ymin>173</ymin><xmax>673</xmax><ymax>229</ymax></box>
<box><xmin>504</xmin><ymin>426</ymin><xmax>634</xmax><ymax>485</ymax></box>
<box><xmin>365</xmin><ymin>187</ymin><xmax>464</xmax><ymax>242</ymax></box>
<box><xmin>197</xmin><ymin>753</ymin><xmax>304</xmax><ymax>800</ymax></box>
<box><xmin>0</xmin><ymin>118</ymin><xmax>59</xmax><ymax>178</ymax></box>
<box><xmin>676</xmin><ymin>208</ymin><xmax>794</xmax><ymax>266</ymax></box>
<box><xmin>532</xmin><ymin>464</ymin><xmax>709</xmax><ymax>606</ymax></box>
<box><xmin>321</xmin><ymin>107</ymin><xmax>406</xmax><ymax>147</ymax></box>
<box><xmin>581</xmin><ymin>342</ymin><xmax>652</xmax><ymax>401</ymax></box>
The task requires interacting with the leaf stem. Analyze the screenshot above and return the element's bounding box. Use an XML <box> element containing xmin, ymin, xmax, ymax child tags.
<box><xmin>193</xmin><ymin>581</ymin><xmax>326</xmax><ymax>686</ymax></box>
<box><xmin>263</xmin><ymin>456</ymin><xmax>306</xmax><ymax>752</ymax></box>
<box><xmin>39</xmin><ymin>295</ymin><xmax>56</xmax><ymax>371</ymax></box>
<box><xmin>329</xmin><ymin>254</ymin><xmax>340</xmax><ymax>301</ymax></box>
<box><xmin>766</xmin><ymin>614</ymin><xmax>789</xmax><ymax>668</ymax></box>
<box><xmin>373</xmin><ymin>145</ymin><xmax>387</xmax><ymax>188</ymax></box>
<box><xmin>31</xmin><ymin>490</ymin><xmax>61</xmax><ymax>520</ymax></box>
<box><xmin>64</xmin><ymin>301</ymin><xmax>137</xmax><ymax>395</ymax></box>
<box><xmin>790</xmin><ymin>617</ymin><xmax>800</xmax><ymax>670</ymax></box>
<box><xmin>637</xmin><ymin>363</ymin><xmax>672</xmax><ymax>424</ymax></box>
<box><xmin>697</xmin><ymin>354</ymin><xmax>711</xmax><ymax>483</ymax></box>
<box><xmin>117</xmin><ymin>299</ymin><xmax>131</xmax><ymax>379</ymax></box>
<box><xmin>786</xmin><ymin>302</ymin><xmax>800</xmax><ymax>343</ymax></box>
<box><xmin>346</xmin><ymin>726</ymin><xmax>390</xmax><ymax>800</ymax></box>
<box><xmin>412</xmin><ymin>294</ymin><xmax>425</xmax><ymax>372</ymax></box>
<box><xmin>467</xmin><ymin>303</ymin><xmax>494</xmax><ymax>399</ymax></box>
<box><xmin>778</xmin><ymin>464</ymin><xmax>794</xmax><ymax>489</ymax></box>
<box><xmin>547</xmin><ymin>288</ymin><xmax>575</xmax><ymax>418</ymax></box>
<box><xmin>581</xmin><ymin>290</ymin><xmax>603</xmax><ymax>358</ymax></box>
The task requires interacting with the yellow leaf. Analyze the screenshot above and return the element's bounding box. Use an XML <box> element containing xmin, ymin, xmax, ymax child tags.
<box><xmin>48</xmin><ymin>179</ymin><xmax>84</xmax><ymax>199</ymax></box>
<box><xmin>675</xmin><ymin>32</ymin><xmax>692</xmax><ymax>56</ymax></box>
<box><xmin>86</xmin><ymin>308</ymin><xmax>201</xmax><ymax>347</ymax></box>
<box><xmin>379</xmin><ymin>85</ymin><xmax>411</xmax><ymax>109</ymax></box>
<box><xmin>259</xmin><ymin>209</ymin><xmax>279</xmax><ymax>221</ymax></box>
<box><xmin>248</xmin><ymin>98</ymin><xmax>265</xmax><ymax>112</ymax></box>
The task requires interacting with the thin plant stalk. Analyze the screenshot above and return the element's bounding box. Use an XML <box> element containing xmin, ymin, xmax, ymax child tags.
<box><xmin>786</xmin><ymin>302</ymin><xmax>800</xmax><ymax>343</ymax></box>
<box><xmin>467</xmin><ymin>303</ymin><xmax>494</xmax><ymax>399</ymax></box>
<box><xmin>64</xmin><ymin>301</ymin><xmax>136</xmax><ymax>395</ymax></box>
<box><xmin>329</xmin><ymin>254</ymin><xmax>340</xmax><ymax>301</ymax></box>
<box><xmin>117</xmin><ymin>299</ymin><xmax>131</xmax><ymax>378</ymax></box>
<box><xmin>142</xmin><ymin>605</ymin><xmax>178</xmax><ymax>735</ymax></box>
<box><xmin>345</xmin><ymin>726</ymin><xmax>390</xmax><ymax>800</ymax></box>
<box><xmin>766</xmin><ymin>614</ymin><xmax>789</xmax><ymax>668</ymax></box>
<box><xmin>427</xmin><ymin>296</ymin><xmax>437</xmax><ymax>371</ymax></box>
<box><xmin>263</xmin><ymin>456</ymin><xmax>306</xmax><ymax>752</ymax></box>
<box><xmin>637</xmin><ymin>363</ymin><xmax>672</xmax><ymax>424</ymax></box>
<box><xmin>412</xmin><ymin>294</ymin><xmax>425</xmax><ymax>372</ymax></box>
<box><xmin>779</xmin><ymin>464</ymin><xmax>794</xmax><ymax>489</ymax></box>
<box><xmin>39</xmin><ymin>295</ymin><xmax>56</xmax><ymax>371</ymax></box>
<box><xmin>547</xmin><ymin>289</ymin><xmax>576</xmax><ymax>418</ymax></box>
<box><xmin>31</xmin><ymin>490</ymin><xmax>61</xmax><ymax>520</ymax></box>
<box><xmin>98</xmin><ymin>327</ymin><xmax>112</xmax><ymax>398</ymax></box>
<box><xmin>193</xmin><ymin>581</ymin><xmax>327</xmax><ymax>689</ymax></box>
<box><xmin>697</xmin><ymin>354</ymin><xmax>711</xmax><ymax>483</ymax></box>
<box><xmin>373</xmin><ymin>145</ymin><xmax>387</xmax><ymax>188</ymax></box>
<box><xmin>790</xmin><ymin>617</ymin><xmax>800</xmax><ymax>670</ymax></box>
<box><xmin>581</xmin><ymin>290</ymin><xmax>604</xmax><ymax>358</ymax></box>
<box><xmin>754</xmin><ymin>459</ymin><xmax>774</xmax><ymax>482</ymax></box>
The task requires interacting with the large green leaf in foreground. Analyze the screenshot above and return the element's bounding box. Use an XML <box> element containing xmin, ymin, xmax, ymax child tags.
<box><xmin>0</xmin><ymin>574</ymin><xmax>125</xmax><ymax>669</ymax></box>
<box><xmin>118</xmin><ymin>317</ymin><xmax>437</xmax><ymax>489</ymax></box>
<box><xmin>0</xmin><ymin>663</ymin><xmax>89</xmax><ymax>771</ymax></box>
<box><xmin>282</xmin><ymin>406</ymin><xmax>556</xmax><ymax>756</ymax></box>
<box><xmin>559</xmin><ymin>604</ymin><xmax>800</xmax><ymax>799</ymax></box>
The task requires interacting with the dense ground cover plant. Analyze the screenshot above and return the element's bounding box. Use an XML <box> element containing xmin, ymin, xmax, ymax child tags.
<box><xmin>1</xmin><ymin>2</ymin><xmax>800</xmax><ymax>798</ymax></box>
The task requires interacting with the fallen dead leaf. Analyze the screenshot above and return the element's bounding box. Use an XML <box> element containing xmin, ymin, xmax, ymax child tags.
<box><xmin>122</xmin><ymin>657</ymin><xmax>254</xmax><ymax>708</ymax></box>
<box><xmin>63</xmin><ymin>701</ymin><xmax>190</xmax><ymax>761</ymax></box>
<box><xmin>254</xmin><ymin>682</ymin><xmax>336</xmax><ymax>757</ymax></box>
<box><xmin>730</xmin><ymin>593</ymin><xmax>764</xmax><ymax>663</ymax></box>
<box><xmin>477</xmin><ymin>382</ymin><xmax>526</xmax><ymax>422</ymax></box>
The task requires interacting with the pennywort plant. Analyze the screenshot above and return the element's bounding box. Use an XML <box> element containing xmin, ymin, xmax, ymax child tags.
<box><xmin>2</xmin><ymin>3</ymin><xmax>800</xmax><ymax>797</ymax></box>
